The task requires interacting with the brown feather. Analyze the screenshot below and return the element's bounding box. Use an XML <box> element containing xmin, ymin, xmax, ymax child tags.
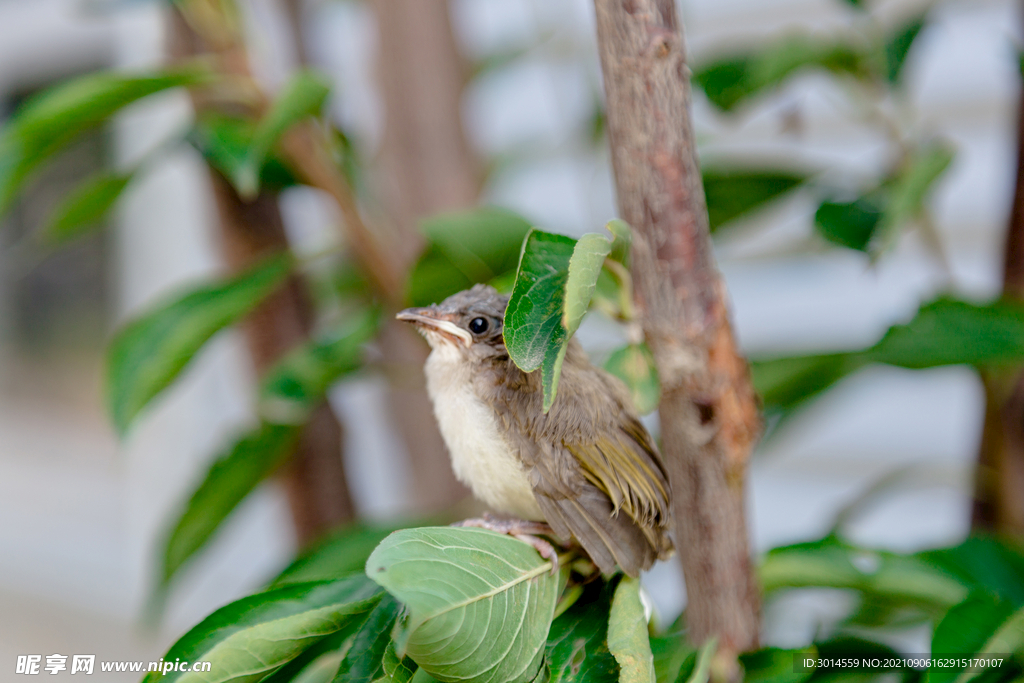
<box><xmin>481</xmin><ymin>338</ymin><xmax>673</xmax><ymax>576</ymax></box>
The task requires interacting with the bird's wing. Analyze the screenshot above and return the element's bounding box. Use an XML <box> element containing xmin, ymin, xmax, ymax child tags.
<box><xmin>485</xmin><ymin>340</ymin><xmax>672</xmax><ymax>575</ymax></box>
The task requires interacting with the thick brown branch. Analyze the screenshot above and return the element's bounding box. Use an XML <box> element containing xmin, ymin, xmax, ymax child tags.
<box><xmin>592</xmin><ymin>0</ymin><xmax>760</xmax><ymax>654</ymax></box>
<box><xmin>973</xmin><ymin>6</ymin><xmax>1024</xmax><ymax>533</ymax></box>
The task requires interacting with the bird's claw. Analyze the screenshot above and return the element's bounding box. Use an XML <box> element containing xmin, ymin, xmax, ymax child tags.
<box><xmin>453</xmin><ymin>515</ymin><xmax>560</xmax><ymax>574</ymax></box>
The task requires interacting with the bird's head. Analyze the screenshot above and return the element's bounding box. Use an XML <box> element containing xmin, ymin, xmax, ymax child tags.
<box><xmin>396</xmin><ymin>284</ymin><xmax>508</xmax><ymax>359</ymax></box>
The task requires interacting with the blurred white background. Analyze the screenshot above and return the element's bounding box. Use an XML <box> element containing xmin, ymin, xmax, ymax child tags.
<box><xmin>0</xmin><ymin>0</ymin><xmax>1018</xmax><ymax>675</ymax></box>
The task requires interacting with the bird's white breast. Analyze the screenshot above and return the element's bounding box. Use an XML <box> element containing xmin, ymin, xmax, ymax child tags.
<box><xmin>423</xmin><ymin>344</ymin><xmax>544</xmax><ymax>521</ymax></box>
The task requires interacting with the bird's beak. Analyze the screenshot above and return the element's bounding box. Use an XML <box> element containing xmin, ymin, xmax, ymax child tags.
<box><xmin>396</xmin><ymin>307</ymin><xmax>473</xmax><ymax>346</ymax></box>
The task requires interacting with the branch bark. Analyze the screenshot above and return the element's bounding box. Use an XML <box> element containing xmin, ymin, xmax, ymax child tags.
<box><xmin>592</xmin><ymin>0</ymin><xmax>760</xmax><ymax>654</ymax></box>
<box><xmin>973</xmin><ymin>6</ymin><xmax>1024</xmax><ymax>533</ymax></box>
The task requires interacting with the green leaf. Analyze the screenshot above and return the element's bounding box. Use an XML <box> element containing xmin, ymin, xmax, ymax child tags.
<box><xmin>683</xmin><ymin>639</ymin><xmax>716</xmax><ymax>683</ymax></box>
<box><xmin>885</xmin><ymin>16</ymin><xmax>927</xmax><ymax>84</ymax></box>
<box><xmin>506</xmin><ymin>227</ymin><xmax>619</xmax><ymax>412</ymax></box>
<box><xmin>0</xmin><ymin>68</ymin><xmax>206</xmax><ymax>214</ymax></box>
<box><xmin>751</xmin><ymin>298</ymin><xmax>1024</xmax><ymax>420</ymax></box>
<box><xmin>564</xmin><ymin>233</ymin><xmax>613</xmax><ymax>337</ymax></box>
<box><xmin>237</xmin><ymin>69</ymin><xmax>331</xmax><ymax>197</ymax></box>
<box><xmin>272</xmin><ymin>518</ymin><xmax>444</xmax><ymax>588</ymax></box>
<box><xmin>335</xmin><ymin>594</ymin><xmax>404</xmax><ymax>683</ymax></box>
<box><xmin>928</xmin><ymin>592</ymin><xmax>1019</xmax><ymax>683</ymax></box>
<box><xmin>751</xmin><ymin>353</ymin><xmax>866</xmax><ymax>415</ymax></box>
<box><xmin>760</xmin><ymin>536</ymin><xmax>968</xmax><ymax>611</ymax></box>
<box><xmin>651</xmin><ymin>630</ymin><xmax>692</xmax><ymax>683</ymax></box>
<box><xmin>504</xmin><ymin>229</ymin><xmax>575</xmax><ymax>410</ymax></box>
<box><xmin>741</xmin><ymin>647</ymin><xmax>816</xmax><ymax>683</ymax></box>
<box><xmin>43</xmin><ymin>172</ymin><xmax>132</xmax><ymax>245</ymax></box>
<box><xmin>407</xmin><ymin>207</ymin><xmax>533</xmax><ymax>307</ymax></box>
<box><xmin>842</xmin><ymin>0</ymin><xmax>865</xmax><ymax>9</ymax></box>
<box><xmin>868</xmin><ymin>299</ymin><xmax>1024</xmax><ymax>369</ymax></box>
<box><xmin>703</xmin><ymin>169</ymin><xmax>805</xmax><ymax>231</ymax></box>
<box><xmin>365</xmin><ymin>527</ymin><xmax>560</xmax><ymax>683</ymax></box>
<box><xmin>694</xmin><ymin>38</ymin><xmax>866</xmax><ymax>111</ymax></box>
<box><xmin>920</xmin><ymin>536</ymin><xmax>1024</xmax><ymax>608</ymax></box>
<box><xmin>106</xmin><ymin>254</ymin><xmax>291</xmax><ymax>434</ymax></box>
<box><xmin>605</xmin><ymin>344</ymin><xmax>661</xmax><ymax>415</ymax></box>
<box><xmin>608</xmin><ymin>576</ymin><xmax>656</xmax><ymax>683</ymax></box>
<box><xmin>189</xmin><ymin>113</ymin><xmax>299</xmax><ymax>191</ymax></box>
<box><xmin>962</xmin><ymin>606</ymin><xmax>1024</xmax><ymax>680</ymax></box>
<box><xmin>142</xmin><ymin>576</ymin><xmax>382</xmax><ymax>683</ymax></box>
<box><xmin>260</xmin><ymin>309</ymin><xmax>378</xmax><ymax>424</ymax></box>
<box><xmin>380</xmin><ymin>642</ymin><xmax>419</xmax><ymax>683</ymax></box>
<box><xmin>546</xmin><ymin>582</ymin><xmax>619</xmax><ymax>683</ymax></box>
<box><xmin>161</xmin><ymin>422</ymin><xmax>300</xmax><ymax>587</ymax></box>
<box><xmin>814</xmin><ymin>197</ymin><xmax>883</xmax><ymax>252</ymax></box>
<box><xmin>262</xmin><ymin>628</ymin><xmax>353</xmax><ymax>683</ymax></box>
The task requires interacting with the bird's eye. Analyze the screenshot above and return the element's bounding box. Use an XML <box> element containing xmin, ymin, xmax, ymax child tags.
<box><xmin>468</xmin><ymin>317</ymin><xmax>489</xmax><ymax>334</ymax></box>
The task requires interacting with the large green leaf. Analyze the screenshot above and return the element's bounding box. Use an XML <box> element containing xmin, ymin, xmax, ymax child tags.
<box><xmin>752</xmin><ymin>298</ymin><xmax>1024</xmax><ymax>418</ymax></box>
<box><xmin>546</xmin><ymin>582</ymin><xmax>619</xmax><ymax>683</ymax></box>
<box><xmin>142</xmin><ymin>576</ymin><xmax>382</xmax><ymax>683</ymax></box>
<box><xmin>366</xmin><ymin>527</ymin><xmax>560</xmax><ymax>683</ymax></box>
<box><xmin>867</xmin><ymin>299</ymin><xmax>1024</xmax><ymax>368</ymax></box>
<box><xmin>0</xmin><ymin>68</ymin><xmax>206</xmax><ymax>213</ymax></box>
<box><xmin>504</xmin><ymin>229</ymin><xmax>575</xmax><ymax>411</ymax></box>
<box><xmin>160</xmin><ymin>422</ymin><xmax>300</xmax><ymax>587</ymax></box>
<box><xmin>189</xmin><ymin>113</ymin><xmax>299</xmax><ymax>191</ymax></box>
<box><xmin>407</xmin><ymin>207</ymin><xmax>533</xmax><ymax>307</ymax></box>
<box><xmin>334</xmin><ymin>594</ymin><xmax>404</xmax><ymax>683</ymax></box>
<box><xmin>43</xmin><ymin>171</ymin><xmax>133</xmax><ymax>245</ymax></box>
<box><xmin>236</xmin><ymin>69</ymin><xmax>331</xmax><ymax>197</ymax></box>
<box><xmin>963</xmin><ymin>607</ymin><xmax>1024</xmax><ymax>681</ymax></box>
<box><xmin>605</xmin><ymin>344</ymin><xmax>661</xmax><ymax>415</ymax></box>
<box><xmin>929</xmin><ymin>593</ymin><xmax>1011</xmax><ymax>678</ymax></box>
<box><xmin>694</xmin><ymin>37</ymin><xmax>866</xmax><ymax>111</ymax></box>
<box><xmin>920</xmin><ymin>536</ymin><xmax>1024</xmax><ymax>608</ymax></box>
<box><xmin>272</xmin><ymin>518</ymin><xmax>444</xmax><ymax>589</ymax></box>
<box><xmin>651</xmin><ymin>630</ymin><xmax>692</xmax><ymax>683</ymax></box>
<box><xmin>505</xmin><ymin>227</ymin><xmax>618</xmax><ymax>412</ymax></box>
<box><xmin>259</xmin><ymin>309</ymin><xmax>378</xmax><ymax>424</ymax></box>
<box><xmin>106</xmin><ymin>254</ymin><xmax>291</xmax><ymax>434</ymax></box>
<box><xmin>703</xmin><ymin>169</ymin><xmax>805</xmax><ymax>232</ymax></box>
<box><xmin>751</xmin><ymin>353</ymin><xmax>866</xmax><ymax>418</ymax></box>
<box><xmin>608</xmin><ymin>576</ymin><xmax>656</xmax><ymax>683</ymax></box>
<box><xmin>760</xmin><ymin>536</ymin><xmax>968</xmax><ymax>612</ymax></box>
<box><xmin>262</xmin><ymin>628</ymin><xmax>352</xmax><ymax>683</ymax></box>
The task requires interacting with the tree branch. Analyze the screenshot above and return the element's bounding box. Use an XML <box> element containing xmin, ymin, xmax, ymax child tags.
<box><xmin>973</xmin><ymin>2</ymin><xmax>1024</xmax><ymax>534</ymax></box>
<box><xmin>591</xmin><ymin>0</ymin><xmax>760</xmax><ymax>655</ymax></box>
<box><xmin>169</xmin><ymin>4</ymin><xmax>355</xmax><ymax>545</ymax></box>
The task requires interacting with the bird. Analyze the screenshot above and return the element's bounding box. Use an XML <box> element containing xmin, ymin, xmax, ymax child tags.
<box><xmin>397</xmin><ymin>283</ymin><xmax>673</xmax><ymax>577</ymax></box>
